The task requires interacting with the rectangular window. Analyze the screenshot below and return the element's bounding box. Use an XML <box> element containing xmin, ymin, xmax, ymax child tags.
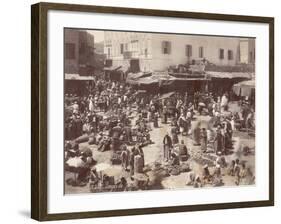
<box><xmin>65</xmin><ymin>43</ymin><xmax>75</xmax><ymax>59</ymax></box>
<box><xmin>162</xmin><ymin>41</ymin><xmax>171</xmax><ymax>54</ymax></box>
<box><xmin>144</xmin><ymin>48</ymin><xmax>148</xmax><ymax>57</ymax></box>
<box><xmin>185</xmin><ymin>45</ymin><xmax>192</xmax><ymax>57</ymax></box>
<box><xmin>249</xmin><ymin>51</ymin><xmax>253</xmax><ymax>63</ymax></box>
<box><xmin>120</xmin><ymin>44</ymin><xmax>124</xmax><ymax>54</ymax></box>
<box><xmin>130</xmin><ymin>40</ymin><xmax>139</xmax><ymax>52</ymax></box>
<box><xmin>79</xmin><ymin>43</ymin><xmax>86</xmax><ymax>55</ymax></box>
<box><xmin>105</xmin><ymin>59</ymin><xmax>112</xmax><ymax>67</ymax></box>
<box><xmin>199</xmin><ymin>46</ymin><xmax>204</xmax><ymax>58</ymax></box>
<box><xmin>228</xmin><ymin>50</ymin><xmax>233</xmax><ymax>60</ymax></box>
<box><xmin>219</xmin><ymin>48</ymin><xmax>224</xmax><ymax>59</ymax></box>
<box><xmin>107</xmin><ymin>48</ymin><xmax>111</xmax><ymax>57</ymax></box>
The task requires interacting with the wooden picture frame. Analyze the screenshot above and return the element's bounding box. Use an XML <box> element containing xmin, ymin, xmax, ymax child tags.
<box><xmin>31</xmin><ymin>2</ymin><xmax>274</xmax><ymax>221</ymax></box>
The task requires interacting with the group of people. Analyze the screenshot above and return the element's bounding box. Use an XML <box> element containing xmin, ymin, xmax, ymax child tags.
<box><xmin>64</xmin><ymin>74</ymin><xmax>255</xmax><ymax>191</ymax></box>
<box><xmin>186</xmin><ymin>156</ymin><xmax>254</xmax><ymax>188</ymax></box>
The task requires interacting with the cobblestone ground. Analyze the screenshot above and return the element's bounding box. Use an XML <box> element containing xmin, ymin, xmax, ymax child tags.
<box><xmin>65</xmin><ymin>104</ymin><xmax>255</xmax><ymax>194</ymax></box>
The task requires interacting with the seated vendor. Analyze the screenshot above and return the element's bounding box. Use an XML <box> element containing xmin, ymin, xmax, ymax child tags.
<box><xmin>89</xmin><ymin>167</ymin><xmax>100</xmax><ymax>188</ymax></box>
<box><xmin>170</xmin><ymin>152</ymin><xmax>180</xmax><ymax>166</ymax></box>
<box><xmin>178</xmin><ymin>140</ymin><xmax>189</xmax><ymax>160</ymax></box>
<box><xmin>202</xmin><ymin>164</ymin><xmax>212</xmax><ymax>182</ymax></box>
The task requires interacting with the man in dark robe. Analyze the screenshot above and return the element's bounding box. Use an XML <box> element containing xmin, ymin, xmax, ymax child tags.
<box><xmin>171</xmin><ymin>126</ymin><xmax>179</xmax><ymax>145</ymax></box>
<box><xmin>163</xmin><ymin>133</ymin><xmax>172</xmax><ymax>161</ymax></box>
<box><xmin>162</xmin><ymin>106</ymin><xmax>168</xmax><ymax>124</ymax></box>
<box><xmin>214</xmin><ymin>127</ymin><xmax>223</xmax><ymax>154</ymax></box>
<box><xmin>193</xmin><ymin>125</ymin><xmax>201</xmax><ymax>146</ymax></box>
<box><xmin>153</xmin><ymin>112</ymin><xmax>159</xmax><ymax>128</ymax></box>
<box><xmin>129</xmin><ymin>148</ymin><xmax>136</xmax><ymax>179</ymax></box>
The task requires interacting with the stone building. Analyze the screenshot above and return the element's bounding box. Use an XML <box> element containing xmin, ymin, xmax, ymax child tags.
<box><xmin>64</xmin><ymin>29</ymin><xmax>95</xmax><ymax>75</ymax></box>
<box><xmin>104</xmin><ymin>31</ymin><xmax>253</xmax><ymax>72</ymax></box>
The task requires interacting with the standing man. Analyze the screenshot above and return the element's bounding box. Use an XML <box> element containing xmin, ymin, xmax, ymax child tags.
<box><xmin>214</xmin><ymin>126</ymin><xmax>223</xmax><ymax>155</ymax></box>
<box><xmin>136</xmin><ymin>143</ymin><xmax>145</xmax><ymax>169</ymax></box>
<box><xmin>129</xmin><ymin>148</ymin><xmax>136</xmax><ymax>180</ymax></box>
<box><xmin>178</xmin><ymin>140</ymin><xmax>189</xmax><ymax>161</ymax></box>
<box><xmin>163</xmin><ymin>105</ymin><xmax>168</xmax><ymax>124</ymax></box>
<box><xmin>120</xmin><ymin>144</ymin><xmax>130</xmax><ymax>171</ymax></box>
<box><xmin>171</xmin><ymin>126</ymin><xmax>179</xmax><ymax>145</ymax></box>
<box><xmin>153</xmin><ymin>112</ymin><xmax>159</xmax><ymax>128</ymax></box>
<box><xmin>221</xmin><ymin>93</ymin><xmax>228</xmax><ymax>112</ymax></box>
<box><xmin>193</xmin><ymin>124</ymin><xmax>201</xmax><ymax>146</ymax></box>
<box><xmin>200</xmin><ymin>128</ymin><xmax>208</xmax><ymax>153</ymax></box>
<box><xmin>163</xmin><ymin>132</ymin><xmax>172</xmax><ymax>161</ymax></box>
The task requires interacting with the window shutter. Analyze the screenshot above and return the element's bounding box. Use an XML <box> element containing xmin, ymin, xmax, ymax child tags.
<box><xmin>162</xmin><ymin>41</ymin><xmax>165</xmax><ymax>54</ymax></box>
<box><xmin>197</xmin><ymin>46</ymin><xmax>202</xmax><ymax>58</ymax></box>
<box><xmin>168</xmin><ymin>41</ymin><xmax>171</xmax><ymax>54</ymax></box>
<box><xmin>219</xmin><ymin>49</ymin><xmax>224</xmax><ymax>59</ymax></box>
<box><xmin>220</xmin><ymin>49</ymin><xmax>224</xmax><ymax>59</ymax></box>
<box><xmin>186</xmin><ymin>45</ymin><xmax>192</xmax><ymax>57</ymax></box>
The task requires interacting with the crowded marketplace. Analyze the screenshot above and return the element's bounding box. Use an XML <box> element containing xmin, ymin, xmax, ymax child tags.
<box><xmin>64</xmin><ymin>29</ymin><xmax>255</xmax><ymax>194</ymax></box>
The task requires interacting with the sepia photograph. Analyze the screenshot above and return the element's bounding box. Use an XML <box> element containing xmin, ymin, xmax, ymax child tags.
<box><xmin>64</xmin><ymin>28</ymin><xmax>256</xmax><ymax>194</ymax></box>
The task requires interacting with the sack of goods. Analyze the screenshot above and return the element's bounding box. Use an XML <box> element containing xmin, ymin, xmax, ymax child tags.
<box><xmin>75</xmin><ymin>134</ymin><xmax>89</xmax><ymax>144</ymax></box>
<box><xmin>88</xmin><ymin>137</ymin><xmax>96</xmax><ymax>145</ymax></box>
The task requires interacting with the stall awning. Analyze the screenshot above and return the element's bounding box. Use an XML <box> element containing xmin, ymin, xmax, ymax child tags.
<box><xmin>159</xmin><ymin>91</ymin><xmax>175</xmax><ymax>100</ymax></box>
<box><xmin>103</xmin><ymin>65</ymin><xmax>122</xmax><ymax>71</ymax></box>
<box><xmin>65</xmin><ymin>74</ymin><xmax>94</xmax><ymax>80</ymax></box>
<box><xmin>127</xmin><ymin>71</ymin><xmax>208</xmax><ymax>86</ymax></box>
<box><xmin>134</xmin><ymin>90</ymin><xmax>147</xmax><ymax>95</ymax></box>
<box><xmin>127</xmin><ymin>72</ymin><xmax>152</xmax><ymax>80</ymax></box>
<box><xmin>206</xmin><ymin>71</ymin><xmax>253</xmax><ymax>79</ymax></box>
<box><xmin>232</xmin><ymin>80</ymin><xmax>255</xmax><ymax>97</ymax></box>
<box><xmin>127</xmin><ymin>76</ymin><xmax>158</xmax><ymax>85</ymax></box>
<box><xmin>169</xmin><ymin>72</ymin><xmax>206</xmax><ymax>79</ymax></box>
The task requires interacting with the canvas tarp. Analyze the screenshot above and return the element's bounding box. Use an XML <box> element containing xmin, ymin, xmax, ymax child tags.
<box><xmin>65</xmin><ymin>74</ymin><xmax>94</xmax><ymax>81</ymax></box>
<box><xmin>126</xmin><ymin>72</ymin><xmax>152</xmax><ymax>81</ymax></box>
<box><xmin>159</xmin><ymin>91</ymin><xmax>176</xmax><ymax>100</ymax></box>
<box><xmin>206</xmin><ymin>71</ymin><xmax>253</xmax><ymax>79</ymax></box>
<box><xmin>103</xmin><ymin>65</ymin><xmax>122</xmax><ymax>71</ymax></box>
<box><xmin>232</xmin><ymin>80</ymin><xmax>255</xmax><ymax>97</ymax></box>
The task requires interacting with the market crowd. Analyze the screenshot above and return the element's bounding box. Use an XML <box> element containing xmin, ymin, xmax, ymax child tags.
<box><xmin>64</xmin><ymin>76</ymin><xmax>255</xmax><ymax>192</ymax></box>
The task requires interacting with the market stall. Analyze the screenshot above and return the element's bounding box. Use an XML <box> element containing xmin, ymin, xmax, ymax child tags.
<box><xmin>232</xmin><ymin>80</ymin><xmax>255</xmax><ymax>97</ymax></box>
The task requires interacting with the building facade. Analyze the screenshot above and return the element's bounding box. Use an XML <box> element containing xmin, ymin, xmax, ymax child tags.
<box><xmin>104</xmin><ymin>31</ymin><xmax>253</xmax><ymax>72</ymax></box>
<box><xmin>239</xmin><ymin>38</ymin><xmax>255</xmax><ymax>64</ymax></box>
<box><xmin>104</xmin><ymin>32</ymin><xmax>152</xmax><ymax>72</ymax></box>
<box><xmin>64</xmin><ymin>29</ymin><xmax>95</xmax><ymax>75</ymax></box>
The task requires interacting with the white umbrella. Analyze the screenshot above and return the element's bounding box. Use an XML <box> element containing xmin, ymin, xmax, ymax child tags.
<box><xmin>95</xmin><ymin>163</ymin><xmax>111</xmax><ymax>172</ymax></box>
<box><xmin>66</xmin><ymin>157</ymin><xmax>85</xmax><ymax>168</ymax></box>
<box><xmin>66</xmin><ymin>157</ymin><xmax>85</xmax><ymax>182</ymax></box>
